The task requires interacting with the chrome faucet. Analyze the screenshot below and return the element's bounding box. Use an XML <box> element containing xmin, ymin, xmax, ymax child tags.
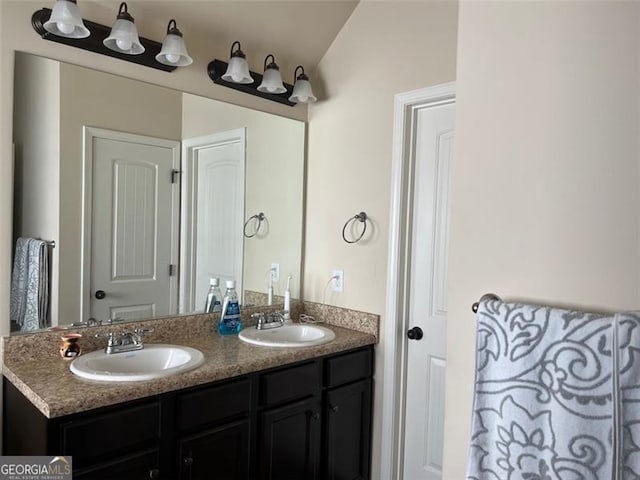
<box><xmin>71</xmin><ymin>316</ymin><xmax>126</xmax><ymax>328</ymax></box>
<box><xmin>253</xmin><ymin>311</ymin><xmax>286</xmax><ymax>330</ymax></box>
<box><xmin>95</xmin><ymin>327</ymin><xmax>154</xmax><ymax>354</ymax></box>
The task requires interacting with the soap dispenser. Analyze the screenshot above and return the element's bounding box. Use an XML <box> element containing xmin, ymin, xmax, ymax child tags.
<box><xmin>219</xmin><ymin>280</ymin><xmax>242</xmax><ymax>335</ymax></box>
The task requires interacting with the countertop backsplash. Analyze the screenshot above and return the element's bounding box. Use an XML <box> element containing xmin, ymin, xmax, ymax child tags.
<box><xmin>3</xmin><ymin>300</ymin><xmax>378</xmax><ymax>364</ymax></box>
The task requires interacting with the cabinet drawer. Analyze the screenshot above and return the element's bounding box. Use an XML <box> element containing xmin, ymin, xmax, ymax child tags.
<box><xmin>260</xmin><ymin>361</ymin><xmax>321</xmax><ymax>407</ymax></box>
<box><xmin>73</xmin><ymin>449</ymin><xmax>159</xmax><ymax>480</ymax></box>
<box><xmin>324</xmin><ymin>348</ymin><xmax>373</xmax><ymax>388</ymax></box>
<box><xmin>60</xmin><ymin>402</ymin><xmax>160</xmax><ymax>467</ymax></box>
<box><xmin>177</xmin><ymin>377</ymin><xmax>252</xmax><ymax>432</ymax></box>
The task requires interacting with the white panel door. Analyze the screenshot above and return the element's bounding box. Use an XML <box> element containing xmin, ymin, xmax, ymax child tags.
<box><xmin>403</xmin><ymin>102</ymin><xmax>455</xmax><ymax>480</ymax></box>
<box><xmin>180</xmin><ymin>130</ymin><xmax>245</xmax><ymax>313</ymax></box>
<box><xmin>89</xmin><ymin>134</ymin><xmax>179</xmax><ymax>321</ymax></box>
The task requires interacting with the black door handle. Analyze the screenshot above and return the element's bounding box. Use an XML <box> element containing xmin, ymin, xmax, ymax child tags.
<box><xmin>95</xmin><ymin>290</ymin><xmax>106</xmax><ymax>300</ymax></box>
<box><xmin>407</xmin><ymin>326</ymin><xmax>423</xmax><ymax>340</ymax></box>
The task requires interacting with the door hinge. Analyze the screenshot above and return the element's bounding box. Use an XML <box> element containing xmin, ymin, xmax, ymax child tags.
<box><xmin>171</xmin><ymin>169</ymin><xmax>181</xmax><ymax>184</ymax></box>
<box><xmin>169</xmin><ymin>264</ymin><xmax>177</xmax><ymax>276</ymax></box>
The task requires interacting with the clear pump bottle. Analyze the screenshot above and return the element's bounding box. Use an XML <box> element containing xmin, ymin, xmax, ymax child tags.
<box><xmin>204</xmin><ymin>278</ymin><xmax>222</xmax><ymax>314</ymax></box>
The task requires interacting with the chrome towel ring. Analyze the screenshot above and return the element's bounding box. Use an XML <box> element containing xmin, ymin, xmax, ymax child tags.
<box><xmin>244</xmin><ymin>212</ymin><xmax>266</xmax><ymax>238</ymax></box>
<box><xmin>342</xmin><ymin>212</ymin><xmax>368</xmax><ymax>244</ymax></box>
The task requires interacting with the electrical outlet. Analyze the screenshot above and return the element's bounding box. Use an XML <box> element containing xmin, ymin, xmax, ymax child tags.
<box><xmin>270</xmin><ymin>263</ymin><xmax>280</xmax><ymax>282</ymax></box>
<box><xmin>332</xmin><ymin>270</ymin><xmax>344</xmax><ymax>292</ymax></box>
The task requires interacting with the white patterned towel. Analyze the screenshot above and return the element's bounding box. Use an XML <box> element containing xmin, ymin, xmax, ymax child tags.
<box><xmin>467</xmin><ymin>299</ymin><xmax>615</xmax><ymax>480</ymax></box>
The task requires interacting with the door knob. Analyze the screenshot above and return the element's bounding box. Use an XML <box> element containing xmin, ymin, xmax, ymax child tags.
<box><xmin>407</xmin><ymin>326</ymin><xmax>423</xmax><ymax>340</ymax></box>
<box><xmin>95</xmin><ymin>290</ymin><xmax>106</xmax><ymax>299</ymax></box>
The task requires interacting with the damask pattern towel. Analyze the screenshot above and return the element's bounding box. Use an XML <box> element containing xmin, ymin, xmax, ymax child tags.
<box><xmin>467</xmin><ymin>299</ymin><xmax>615</xmax><ymax>480</ymax></box>
<box><xmin>617</xmin><ymin>312</ymin><xmax>640</xmax><ymax>479</ymax></box>
<box><xmin>10</xmin><ymin>237</ymin><xmax>49</xmax><ymax>331</ymax></box>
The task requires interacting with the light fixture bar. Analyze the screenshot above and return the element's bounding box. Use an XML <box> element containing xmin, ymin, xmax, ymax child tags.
<box><xmin>208</xmin><ymin>59</ymin><xmax>296</xmax><ymax>107</ymax></box>
<box><xmin>32</xmin><ymin>8</ymin><xmax>176</xmax><ymax>72</ymax></box>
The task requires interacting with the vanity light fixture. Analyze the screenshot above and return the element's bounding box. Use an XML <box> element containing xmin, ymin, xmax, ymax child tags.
<box><xmin>32</xmin><ymin>7</ymin><xmax>178</xmax><ymax>72</ymax></box>
<box><xmin>257</xmin><ymin>55</ymin><xmax>286</xmax><ymax>94</ymax></box>
<box><xmin>289</xmin><ymin>66</ymin><xmax>317</xmax><ymax>104</ymax></box>
<box><xmin>43</xmin><ymin>0</ymin><xmax>89</xmax><ymax>39</ymax></box>
<box><xmin>156</xmin><ymin>19</ymin><xmax>193</xmax><ymax>67</ymax></box>
<box><xmin>103</xmin><ymin>3</ymin><xmax>144</xmax><ymax>55</ymax></box>
<box><xmin>221</xmin><ymin>41</ymin><xmax>253</xmax><ymax>84</ymax></box>
<box><xmin>207</xmin><ymin>47</ymin><xmax>317</xmax><ymax>107</ymax></box>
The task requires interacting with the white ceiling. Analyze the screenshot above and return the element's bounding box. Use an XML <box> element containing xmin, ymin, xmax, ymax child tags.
<box><xmin>79</xmin><ymin>1</ymin><xmax>359</xmax><ymax>76</ymax></box>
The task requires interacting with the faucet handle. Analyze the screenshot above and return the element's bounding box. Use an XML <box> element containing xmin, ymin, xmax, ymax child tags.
<box><xmin>95</xmin><ymin>331</ymin><xmax>119</xmax><ymax>346</ymax></box>
<box><xmin>134</xmin><ymin>327</ymin><xmax>154</xmax><ymax>336</ymax></box>
<box><xmin>252</xmin><ymin>312</ymin><xmax>266</xmax><ymax>328</ymax></box>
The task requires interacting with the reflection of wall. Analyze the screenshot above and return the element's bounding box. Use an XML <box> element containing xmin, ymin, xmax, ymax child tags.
<box><xmin>444</xmin><ymin>3</ymin><xmax>640</xmax><ymax>477</ymax></box>
<box><xmin>182</xmin><ymin>93</ymin><xmax>304</xmax><ymax>302</ymax></box>
<box><xmin>12</xmin><ymin>53</ymin><xmax>60</xmax><ymax>325</ymax></box>
<box><xmin>56</xmin><ymin>62</ymin><xmax>181</xmax><ymax>323</ymax></box>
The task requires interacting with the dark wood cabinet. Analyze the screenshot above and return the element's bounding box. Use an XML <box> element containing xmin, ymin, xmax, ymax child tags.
<box><xmin>4</xmin><ymin>345</ymin><xmax>374</xmax><ymax>480</ymax></box>
<box><xmin>324</xmin><ymin>379</ymin><xmax>372</xmax><ymax>480</ymax></box>
<box><xmin>258</xmin><ymin>397</ymin><xmax>322</xmax><ymax>480</ymax></box>
<box><xmin>178</xmin><ymin>418</ymin><xmax>251</xmax><ymax>480</ymax></box>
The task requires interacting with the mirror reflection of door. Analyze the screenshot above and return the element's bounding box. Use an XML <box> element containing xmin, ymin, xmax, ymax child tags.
<box><xmin>84</xmin><ymin>128</ymin><xmax>180</xmax><ymax>322</ymax></box>
<box><xmin>180</xmin><ymin>129</ymin><xmax>245</xmax><ymax>313</ymax></box>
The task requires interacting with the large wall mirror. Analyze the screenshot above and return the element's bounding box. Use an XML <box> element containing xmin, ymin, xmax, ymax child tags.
<box><xmin>11</xmin><ymin>52</ymin><xmax>304</xmax><ymax>333</ymax></box>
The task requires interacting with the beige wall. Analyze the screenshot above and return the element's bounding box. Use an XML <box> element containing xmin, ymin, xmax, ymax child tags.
<box><xmin>443</xmin><ymin>2</ymin><xmax>640</xmax><ymax>477</ymax></box>
<box><xmin>305</xmin><ymin>1</ymin><xmax>458</xmax><ymax>477</ymax></box>
<box><xmin>0</xmin><ymin>0</ymin><xmax>307</xmax><ymax>337</ymax></box>
<box><xmin>181</xmin><ymin>93</ymin><xmax>305</xmax><ymax>302</ymax></box>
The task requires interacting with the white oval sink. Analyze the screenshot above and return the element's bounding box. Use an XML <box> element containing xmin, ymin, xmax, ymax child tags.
<box><xmin>70</xmin><ymin>344</ymin><xmax>204</xmax><ymax>382</ymax></box>
<box><xmin>239</xmin><ymin>324</ymin><xmax>335</xmax><ymax>348</ymax></box>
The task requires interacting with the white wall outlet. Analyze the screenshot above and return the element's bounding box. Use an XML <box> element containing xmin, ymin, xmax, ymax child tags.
<box><xmin>270</xmin><ymin>263</ymin><xmax>280</xmax><ymax>282</ymax></box>
<box><xmin>332</xmin><ymin>270</ymin><xmax>344</xmax><ymax>292</ymax></box>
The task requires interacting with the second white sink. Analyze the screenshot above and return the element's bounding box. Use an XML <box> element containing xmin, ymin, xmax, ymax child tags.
<box><xmin>239</xmin><ymin>324</ymin><xmax>335</xmax><ymax>348</ymax></box>
<box><xmin>70</xmin><ymin>344</ymin><xmax>204</xmax><ymax>382</ymax></box>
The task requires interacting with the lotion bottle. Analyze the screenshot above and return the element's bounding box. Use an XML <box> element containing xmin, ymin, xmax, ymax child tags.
<box><xmin>283</xmin><ymin>276</ymin><xmax>291</xmax><ymax>320</ymax></box>
<box><xmin>267</xmin><ymin>274</ymin><xmax>274</xmax><ymax>306</ymax></box>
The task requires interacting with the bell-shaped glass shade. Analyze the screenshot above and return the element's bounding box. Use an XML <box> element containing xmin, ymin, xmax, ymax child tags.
<box><xmin>156</xmin><ymin>33</ymin><xmax>193</xmax><ymax>67</ymax></box>
<box><xmin>104</xmin><ymin>18</ymin><xmax>144</xmax><ymax>55</ymax></box>
<box><xmin>222</xmin><ymin>56</ymin><xmax>253</xmax><ymax>84</ymax></box>
<box><xmin>257</xmin><ymin>67</ymin><xmax>286</xmax><ymax>94</ymax></box>
<box><xmin>43</xmin><ymin>0</ymin><xmax>90</xmax><ymax>39</ymax></box>
<box><xmin>289</xmin><ymin>78</ymin><xmax>317</xmax><ymax>104</ymax></box>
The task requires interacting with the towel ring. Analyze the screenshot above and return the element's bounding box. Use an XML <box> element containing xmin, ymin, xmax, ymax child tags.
<box><xmin>244</xmin><ymin>212</ymin><xmax>265</xmax><ymax>238</ymax></box>
<box><xmin>342</xmin><ymin>212</ymin><xmax>368</xmax><ymax>244</ymax></box>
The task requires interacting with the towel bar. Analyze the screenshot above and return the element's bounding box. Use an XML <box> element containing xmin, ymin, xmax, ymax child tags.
<box><xmin>471</xmin><ymin>293</ymin><xmax>502</xmax><ymax>313</ymax></box>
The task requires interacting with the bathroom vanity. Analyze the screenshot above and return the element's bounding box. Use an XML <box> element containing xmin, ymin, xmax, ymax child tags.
<box><xmin>3</xmin><ymin>316</ymin><xmax>376</xmax><ymax>480</ymax></box>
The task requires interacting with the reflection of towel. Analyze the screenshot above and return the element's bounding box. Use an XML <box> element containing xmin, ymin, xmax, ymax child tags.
<box><xmin>10</xmin><ymin>238</ymin><xmax>49</xmax><ymax>331</ymax></box>
<box><xmin>467</xmin><ymin>299</ymin><xmax>614</xmax><ymax>479</ymax></box>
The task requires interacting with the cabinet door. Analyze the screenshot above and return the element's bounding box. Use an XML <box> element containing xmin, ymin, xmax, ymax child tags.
<box><xmin>325</xmin><ymin>379</ymin><xmax>372</xmax><ymax>480</ymax></box>
<box><xmin>178</xmin><ymin>418</ymin><xmax>250</xmax><ymax>480</ymax></box>
<box><xmin>73</xmin><ymin>449</ymin><xmax>160</xmax><ymax>480</ymax></box>
<box><xmin>259</xmin><ymin>397</ymin><xmax>321</xmax><ymax>480</ymax></box>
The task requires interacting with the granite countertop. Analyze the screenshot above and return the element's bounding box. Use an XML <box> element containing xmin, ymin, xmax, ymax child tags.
<box><xmin>3</xmin><ymin>323</ymin><xmax>376</xmax><ymax>419</ymax></box>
